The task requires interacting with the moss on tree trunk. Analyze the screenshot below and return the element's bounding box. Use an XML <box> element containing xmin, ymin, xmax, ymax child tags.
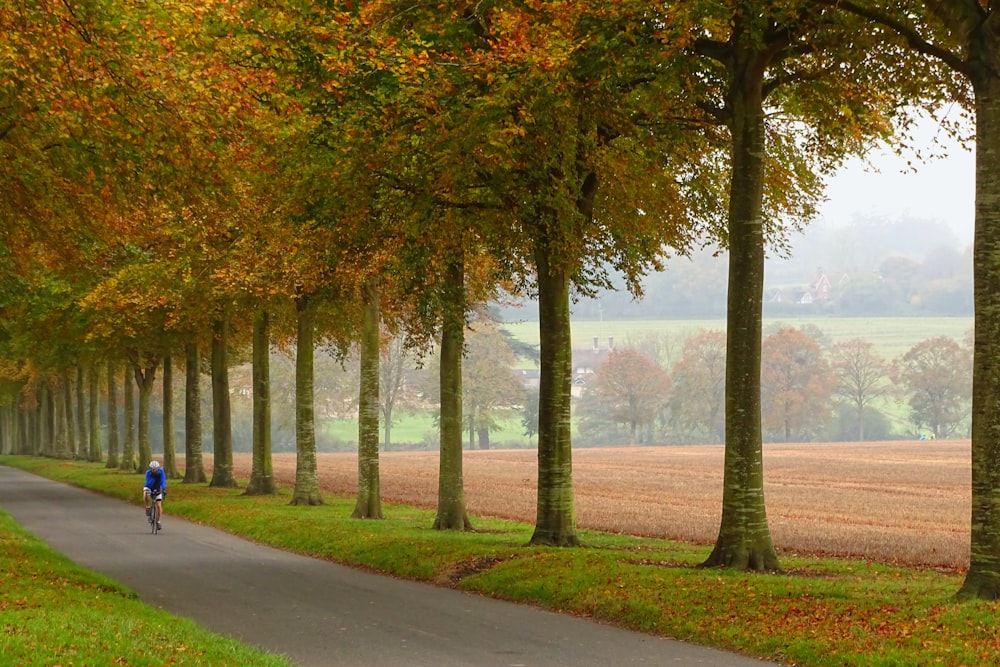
<box><xmin>960</xmin><ymin>66</ymin><xmax>1000</xmax><ymax>600</ymax></box>
<box><xmin>183</xmin><ymin>342</ymin><xmax>207</xmax><ymax>484</ymax></box>
<box><xmin>434</xmin><ymin>257</ymin><xmax>471</xmax><ymax>531</ymax></box>
<box><xmin>247</xmin><ymin>310</ymin><xmax>276</xmax><ymax>496</ymax></box>
<box><xmin>88</xmin><ymin>363</ymin><xmax>101</xmax><ymax>463</ymax></box>
<box><xmin>162</xmin><ymin>355</ymin><xmax>179</xmax><ymax>479</ymax></box>
<box><xmin>209</xmin><ymin>316</ymin><xmax>237</xmax><ymax>488</ymax></box>
<box><xmin>290</xmin><ymin>300</ymin><xmax>322</xmax><ymax>506</ymax></box>
<box><xmin>120</xmin><ymin>361</ymin><xmax>137</xmax><ymax>472</ymax></box>
<box><xmin>353</xmin><ymin>282</ymin><xmax>383</xmax><ymax>519</ymax></box>
<box><xmin>702</xmin><ymin>48</ymin><xmax>779</xmax><ymax>572</ymax></box>
<box><xmin>105</xmin><ymin>360</ymin><xmax>119</xmax><ymax>469</ymax></box>
<box><xmin>529</xmin><ymin>238</ymin><xmax>578</xmax><ymax>547</ymax></box>
<box><xmin>133</xmin><ymin>358</ymin><xmax>158</xmax><ymax>469</ymax></box>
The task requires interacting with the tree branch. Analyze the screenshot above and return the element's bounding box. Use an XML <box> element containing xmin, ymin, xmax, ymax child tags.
<box><xmin>824</xmin><ymin>0</ymin><xmax>969</xmax><ymax>75</ymax></box>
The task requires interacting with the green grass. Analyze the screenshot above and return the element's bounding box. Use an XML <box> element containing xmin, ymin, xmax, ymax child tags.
<box><xmin>4</xmin><ymin>455</ymin><xmax>1000</xmax><ymax>666</ymax></box>
<box><xmin>323</xmin><ymin>411</ymin><xmax>532</xmax><ymax>449</ymax></box>
<box><xmin>316</xmin><ymin>316</ymin><xmax>970</xmax><ymax>451</ymax></box>
<box><xmin>0</xmin><ymin>498</ymin><xmax>293</xmax><ymax>667</ymax></box>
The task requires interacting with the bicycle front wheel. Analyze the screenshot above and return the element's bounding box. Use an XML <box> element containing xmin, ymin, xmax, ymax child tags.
<box><xmin>151</xmin><ymin>503</ymin><xmax>160</xmax><ymax>534</ymax></box>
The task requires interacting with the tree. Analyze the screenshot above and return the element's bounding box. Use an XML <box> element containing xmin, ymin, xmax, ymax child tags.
<box><xmin>183</xmin><ymin>342</ymin><xmax>207</xmax><ymax>484</ymax></box>
<box><xmin>580</xmin><ymin>349</ymin><xmax>669</xmax><ymax>443</ymax></box>
<box><xmin>288</xmin><ymin>298</ymin><xmax>322</xmax><ymax>505</ymax></box>
<box><xmin>521</xmin><ymin>386</ymin><xmax>540</xmax><ymax>443</ymax></box>
<box><xmin>76</xmin><ymin>365</ymin><xmax>87</xmax><ymax>460</ymax></box>
<box><xmin>87</xmin><ymin>363</ymin><xmax>101</xmax><ymax>462</ymax></box>
<box><xmin>894</xmin><ymin>336</ymin><xmax>972</xmax><ymax>439</ymax></box>
<box><xmin>433</xmin><ymin>256</ymin><xmax>471</xmax><ymax>530</ymax></box>
<box><xmin>353</xmin><ymin>282</ymin><xmax>383</xmax><ymax>519</ymax></box>
<box><xmin>669</xmin><ymin>330</ymin><xmax>727</xmax><ymax>444</ymax></box>
<box><xmin>828</xmin><ymin>0</ymin><xmax>1000</xmax><ymax>600</ymax></box>
<box><xmin>246</xmin><ymin>310</ymin><xmax>276</xmax><ymax>495</ymax></box>
<box><xmin>161</xmin><ymin>354</ymin><xmax>179</xmax><ymax>479</ymax></box>
<box><xmin>830</xmin><ymin>338</ymin><xmax>892</xmax><ymax>441</ymax></box>
<box><xmin>879</xmin><ymin>256</ymin><xmax>923</xmax><ymax>308</ymax></box>
<box><xmin>760</xmin><ymin>328</ymin><xmax>837</xmax><ymax>442</ymax></box>
<box><xmin>379</xmin><ymin>335</ymin><xmax>416</xmax><ymax>452</ymax></box>
<box><xmin>209</xmin><ymin>315</ymin><xmax>238</xmax><ymax>488</ymax></box>
<box><xmin>130</xmin><ymin>353</ymin><xmax>158</xmax><ymax>469</ymax></box>
<box><xmin>462</xmin><ymin>323</ymin><xmax>525</xmax><ymax>450</ymax></box>
<box><xmin>683</xmin><ymin>0</ymin><xmax>925</xmax><ymax>570</ymax></box>
<box><xmin>121</xmin><ymin>362</ymin><xmax>137</xmax><ymax>471</ymax></box>
<box><xmin>105</xmin><ymin>360</ymin><xmax>120</xmax><ymax>469</ymax></box>
<box><xmin>63</xmin><ymin>370</ymin><xmax>76</xmax><ymax>460</ymax></box>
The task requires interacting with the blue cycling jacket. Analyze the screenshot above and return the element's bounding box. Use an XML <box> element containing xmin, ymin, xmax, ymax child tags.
<box><xmin>145</xmin><ymin>468</ymin><xmax>166</xmax><ymax>492</ymax></box>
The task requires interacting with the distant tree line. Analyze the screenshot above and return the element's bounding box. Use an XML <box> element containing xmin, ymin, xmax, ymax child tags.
<box><xmin>498</xmin><ymin>221</ymin><xmax>973</xmax><ymax>321</ymax></box>
<box><xmin>573</xmin><ymin>327</ymin><xmax>972</xmax><ymax>447</ymax></box>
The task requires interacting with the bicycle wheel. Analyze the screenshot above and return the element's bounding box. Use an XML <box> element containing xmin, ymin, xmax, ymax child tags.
<box><xmin>151</xmin><ymin>501</ymin><xmax>160</xmax><ymax>534</ymax></box>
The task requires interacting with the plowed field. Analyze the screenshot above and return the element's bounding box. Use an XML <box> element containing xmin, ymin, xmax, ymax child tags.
<box><xmin>214</xmin><ymin>440</ymin><xmax>970</xmax><ymax>570</ymax></box>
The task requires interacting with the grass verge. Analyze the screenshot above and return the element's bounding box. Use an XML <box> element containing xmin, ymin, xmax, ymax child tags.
<box><xmin>3</xmin><ymin>455</ymin><xmax>999</xmax><ymax>666</ymax></box>
<box><xmin>0</xmin><ymin>502</ymin><xmax>292</xmax><ymax>666</ymax></box>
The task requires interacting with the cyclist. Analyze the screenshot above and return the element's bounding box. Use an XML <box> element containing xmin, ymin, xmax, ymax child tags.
<box><xmin>143</xmin><ymin>460</ymin><xmax>167</xmax><ymax>531</ymax></box>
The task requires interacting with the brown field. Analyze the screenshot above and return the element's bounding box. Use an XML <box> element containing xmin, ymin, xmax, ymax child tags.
<box><xmin>215</xmin><ymin>440</ymin><xmax>970</xmax><ymax>571</ymax></box>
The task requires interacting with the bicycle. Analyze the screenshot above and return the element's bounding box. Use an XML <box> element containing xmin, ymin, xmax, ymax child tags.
<box><xmin>146</xmin><ymin>490</ymin><xmax>163</xmax><ymax>534</ymax></box>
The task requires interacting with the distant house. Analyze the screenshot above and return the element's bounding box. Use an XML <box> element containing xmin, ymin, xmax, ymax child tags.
<box><xmin>514</xmin><ymin>336</ymin><xmax>617</xmax><ymax>398</ymax></box>
<box><xmin>570</xmin><ymin>336</ymin><xmax>616</xmax><ymax>397</ymax></box>
<box><xmin>810</xmin><ymin>268</ymin><xmax>849</xmax><ymax>302</ymax></box>
<box><xmin>518</xmin><ymin>368</ymin><xmax>541</xmax><ymax>389</ymax></box>
<box><xmin>767</xmin><ymin>269</ymin><xmax>850</xmax><ymax>308</ymax></box>
<box><xmin>770</xmin><ymin>287</ymin><xmax>813</xmax><ymax>305</ymax></box>
<box><xmin>811</xmin><ymin>270</ymin><xmax>831</xmax><ymax>300</ymax></box>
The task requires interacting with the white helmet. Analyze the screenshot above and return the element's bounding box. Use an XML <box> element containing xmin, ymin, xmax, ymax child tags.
<box><xmin>149</xmin><ymin>460</ymin><xmax>161</xmax><ymax>470</ymax></box>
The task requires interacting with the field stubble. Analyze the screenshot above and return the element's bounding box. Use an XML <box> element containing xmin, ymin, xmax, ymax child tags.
<box><xmin>219</xmin><ymin>440</ymin><xmax>970</xmax><ymax>570</ymax></box>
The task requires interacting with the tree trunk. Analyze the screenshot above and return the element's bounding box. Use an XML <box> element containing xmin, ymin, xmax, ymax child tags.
<box><xmin>702</xmin><ymin>49</ymin><xmax>779</xmax><ymax>572</ymax></box>
<box><xmin>247</xmin><ymin>309</ymin><xmax>277</xmax><ymax>496</ymax></box>
<box><xmin>434</xmin><ymin>257</ymin><xmax>471</xmax><ymax>530</ymax></box>
<box><xmin>353</xmin><ymin>282</ymin><xmax>383</xmax><ymax>519</ymax></box>
<box><xmin>529</xmin><ymin>238</ymin><xmax>578</xmax><ymax>547</ymax></box>
<box><xmin>290</xmin><ymin>299</ymin><xmax>322</xmax><ymax>504</ymax></box>
<box><xmin>75</xmin><ymin>364</ymin><xmax>86</xmax><ymax>458</ymax></box>
<box><xmin>133</xmin><ymin>357</ymin><xmax>158</xmax><ymax>468</ymax></box>
<box><xmin>6</xmin><ymin>404</ymin><xmax>14</xmax><ymax>454</ymax></box>
<box><xmin>31</xmin><ymin>395</ymin><xmax>41</xmax><ymax>455</ymax></box>
<box><xmin>18</xmin><ymin>404</ymin><xmax>29</xmax><ymax>454</ymax></box>
<box><xmin>18</xmin><ymin>405</ymin><xmax>26</xmax><ymax>454</ymax></box>
<box><xmin>105</xmin><ymin>360</ymin><xmax>119</xmax><ymax>469</ymax></box>
<box><xmin>476</xmin><ymin>426</ymin><xmax>491</xmax><ymax>450</ymax></box>
<box><xmin>42</xmin><ymin>382</ymin><xmax>56</xmax><ymax>458</ymax></box>
<box><xmin>162</xmin><ymin>354</ymin><xmax>179</xmax><ymax>479</ymax></box>
<box><xmin>55</xmin><ymin>376</ymin><xmax>72</xmax><ymax>459</ymax></box>
<box><xmin>88</xmin><ymin>363</ymin><xmax>101</xmax><ymax>462</ymax></box>
<box><xmin>63</xmin><ymin>370</ymin><xmax>76</xmax><ymax>458</ymax></box>
<box><xmin>857</xmin><ymin>403</ymin><xmax>865</xmax><ymax>442</ymax></box>
<box><xmin>960</xmin><ymin>65</ymin><xmax>1000</xmax><ymax>599</ymax></box>
<box><xmin>121</xmin><ymin>361</ymin><xmax>137</xmax><ymax>472</ymax></box>
<box><xmin>184</xmin><ymin>342</ymin><xmax>207</xmax><ymax>483</ymax></box>
<box><xmin>210</xmin><ymin>316</ymin><xmax>238</xmax><ymax>488</ymax></box>
<box><xmin>383</xmin><ymin>404</ymin><xmax>392</xmax><ymax>452</ymax></box>
<box><xmin>0</xmin><ymin>405</ymin><xmax>7</xmax><ymax>455</ymax></box>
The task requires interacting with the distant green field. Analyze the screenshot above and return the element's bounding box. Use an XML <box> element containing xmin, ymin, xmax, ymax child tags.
<box><xmin>322</xmin><ymin>411</ymin><xmax>531</xmax><ymax>450</ymax></box>
<box><xmin>319</xmin><ymin>316</ymin><xmax>971</xmax><ymax>449</ymax></box>
<box><xmin>501</xmin><ymin>316</ymin><xmax>973</xmax><ymax>361</ymax></box>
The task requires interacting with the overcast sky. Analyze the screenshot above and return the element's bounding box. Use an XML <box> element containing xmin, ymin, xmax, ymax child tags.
<box><xmin>815</xmin><ymin>120</ymin><xmax>975</xmax><ymax>247</ymax></box>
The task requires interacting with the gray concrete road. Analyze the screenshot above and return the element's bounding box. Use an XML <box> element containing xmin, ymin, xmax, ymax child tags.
<box><xmin>0</xmin><ymin>466</ymin><xmax>779</xmax><ymax>667</ymax></box>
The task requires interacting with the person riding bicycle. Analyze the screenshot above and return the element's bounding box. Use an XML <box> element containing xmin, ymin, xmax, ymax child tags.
<box><xmin>143</xmin><ymin>460</ymin><xmax>166</xmax><ymax>531</ymax></box>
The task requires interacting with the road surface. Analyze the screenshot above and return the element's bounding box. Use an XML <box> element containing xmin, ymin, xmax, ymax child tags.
<box><xmin>0</xmin><ymin>466</ymin><xmax>778</xmax><ymax>667</ymax></box>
